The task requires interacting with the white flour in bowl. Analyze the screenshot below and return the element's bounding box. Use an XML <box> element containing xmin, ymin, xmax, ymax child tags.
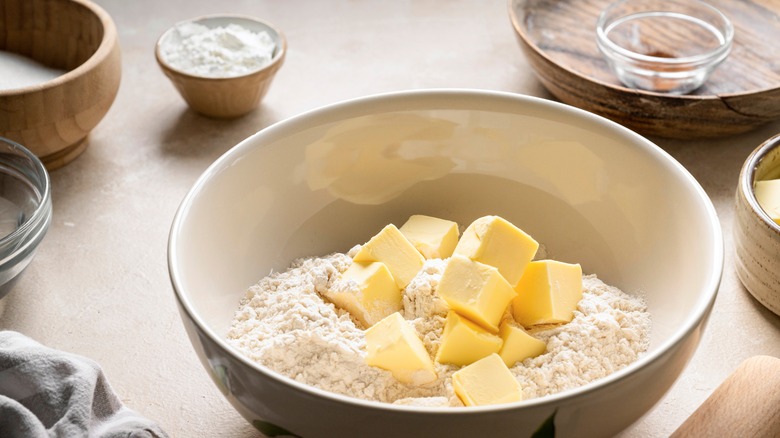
<box><xmin>160</xmin><ymin>22</ymin><xmax>275</xmax><ymax>77</ymax></box>
<box><xmin>0</xmin><ymin>50</ymin><xmax>65</xmax><ymax>90</ymax></box>
<box><xmin>227</xmin><ymin>249</ymin><xmax>651</xmax><ymax>406</ymax></box>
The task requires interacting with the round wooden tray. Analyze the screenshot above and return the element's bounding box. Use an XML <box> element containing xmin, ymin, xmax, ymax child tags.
<box><xmin>508</xmin><ymin>0</ymin><xmax>780</xmax><ymax>139</ymax></box>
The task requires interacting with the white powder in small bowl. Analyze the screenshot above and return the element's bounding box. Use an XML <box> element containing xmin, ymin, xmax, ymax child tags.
<box><xmin>0</xmin><ymin>50</ymin><xmax>66</xmax><ymax>90</ymax></box>
<box><xmin>227</xmin><ymin>251</ymin><xmax>651</xmax><ymax>407</ymax></box>
<box><xmin>160</xmin><ymin>21</ymin><xmax>276</xmax><ymax>78</ymax></box>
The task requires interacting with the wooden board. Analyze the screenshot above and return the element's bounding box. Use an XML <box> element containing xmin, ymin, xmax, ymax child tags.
<box><xmin>509</xmin><ymin>0</ymin><xmax>780</xmax><ymax>139</ymax></box>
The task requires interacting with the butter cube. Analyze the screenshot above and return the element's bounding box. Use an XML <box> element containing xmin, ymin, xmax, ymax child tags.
<box><xmin>435</xmin><ymin>311</ymin><xmax>503</xmax><ymax>366</ymax></box>
<box><xmin>497</xmin><ymin>320</ymin><xmax>546</xmax><ymax>367</ymax></box>
<box><xmin>323</xmin><ymin>261</ymin><xmax>402</xmax><ymax>327</ymax></box>
<box><xmin>512</xmin><ymin>260</ymin><xmax>583</xmax><ymax>327</ymax></box>
<box><xmin>354</xmin><ymin>224</ymin><xmax>425</xmax><ymax>288</ymax></box>
<box><xmin>453</xmin><ymin>215</ymin><xmax>539</xmax><ymax>286</ymax></box>
<box><xmin>452</xmin><ymin>353</ymin><xmax>523</xmax><ymax>406</ymax></box>
<box><xmin>755</xmin><ymin>179</ymin><xmax>780</xmax><ymax>226</ymax></box>
<box><xmin>437</xmin><ymin>255</ymin><xmax>517</xmax><ymax>332</ymax></box>
<box><xmin>365</xmin><ymin>312</ymin><xmax>437</xmax><ymax>385</ymax></box>
<box><xmin>399</xmin><ymin>215</ymin><xmax>460</xmax><ymax>259</ymax></box>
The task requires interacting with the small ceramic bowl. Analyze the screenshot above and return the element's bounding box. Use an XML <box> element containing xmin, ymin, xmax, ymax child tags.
<box><xmin>735</xmin><ymin>133</ymin><xmax>780</xmax><ymax>316</ymax></box>
<box><xmin>0</xmin><ymin>137</ymin><xmax>52</xmax><ymax>299</ymax></box>
<box><xmin>169</xmin><ymin>90</ymin><xmax>723</xmax><ymax>437</ymax></box>
<box><xmin>155</xmin><ymin>15</ymin><xmax>287</xmax><ymax>119</ymax></box>
<box><xmin>0</xmin><ymin>0</ymin><xmax>122</xmax><ymax>170</ymax></box>
<box><xmin>596</xmin><ymin>0</ymin><xmax>733</xmax><ymax>94</ymax></box>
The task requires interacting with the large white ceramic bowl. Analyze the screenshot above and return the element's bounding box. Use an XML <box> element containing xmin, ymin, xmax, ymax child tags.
<box><xmin>168</xmin><ymin>90</ymin><xmax>723</xmax><ymax>437</ymax></box>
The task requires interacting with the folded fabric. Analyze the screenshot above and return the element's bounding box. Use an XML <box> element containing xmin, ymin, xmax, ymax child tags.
<box><xmin>0</xmin><ymin>331</ymin><xmax>168</xmax><ymax>438</ymax></box>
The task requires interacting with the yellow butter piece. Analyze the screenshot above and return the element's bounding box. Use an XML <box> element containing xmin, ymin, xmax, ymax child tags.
<box><xmin>435</xmin><ymin>311</ymin><xmax>503</xmax><ymax>366</ymax></box>
<box><xmin>453</xmin><ymin>215</ymin><xmax>539</xmax><ymax>286</ymax></box>
<box><xmin>399</xmin><ymin>215</ymin><xmax>460</xmax><ymax>259</ymax></box>
<box><xmin>323</xmin><ymin>261</ymin><xmax>402</xmax><ymax>327</ymax></box>
<box><xmin>437</xmin><ymin>255</ymin><xmax>517</xmax><ymax>332</ymax></box>
<box><xmin>452</xmin><ymin>353</ymin><xmax>523</xmax><ymax>406</ymax></box>
<box><xmin>512</xmin><ymin>260</ymin><xmax>583</xmax><ymax>327</ymax></box>
<box><xmin>755</xmin><ymin>179</ymin><xmax>780</xmax><ymax>226</ymax></box>
<box><xmin>365</xmin><ymin>312</ymin><xmax>437</xmax><ymax>385</ymax></box>
<box><xmin>497</xmin><ymin>319</ymin><xmax>546</xmax><ymax>367</ymax></box>
<box><xmin>354</xmin><ymin>224</ymin><xmax>425</xmax><ymax>288</ymax></box>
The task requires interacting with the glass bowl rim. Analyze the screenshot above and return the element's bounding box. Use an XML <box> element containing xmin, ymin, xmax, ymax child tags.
<box><xmin>0</xmin><ymin>137</ymin><xmax>52</xmax><ymax>255</ymax></box>
<box><xmin>595</xmin><ymin>0</ymin><xmax>735</xmax><ymax>67</ymax></box>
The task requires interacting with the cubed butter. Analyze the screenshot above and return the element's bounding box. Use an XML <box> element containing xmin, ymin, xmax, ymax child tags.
<box><xmin>755</xmin><ymin>178</ymin><xmax>780</xmax><ymax>226</ymax></box>
<box><xmin>452</xmin><ymin>353</ymin><xmax>523</xmax><ymax>406</ymax></box>
<box><xmin>435</xmin><ymin>311</ymin><xmax>503</xmax><ymax>366</ymax></box>
<box><xmin>512</xmin><ymin>260</ymin><xmax>583</xmax><ymax>327</ymax></box>
<box><xmin>365</xmin><ymin>312</ymin><xmax>437</xmax><ymax>385</ymax></box>
<box><xmin>497</xmin><ymin>319</ymin><xmax>546</xmax><ymax>367</ymax></box>
<box><xmin>354</xmin><ymin>224</ymin><xmax>425</xmax><ymax>288</ymax></box>
<box><xmin>323</xmin><ymin>261</ymin><xmax>402</xmax><ymax>327</ymax></box>
<box><xmin>437</xmin><ymin>255</ymin><xmax>517</xmax><ymax>332</ymax></box>
<box><xmin>453</xmin><ymin>215</ymin><xmax>539</xmax><ymax>286</ymax></box>
<box><xmin>399</xmin><ymin>214</ymin><xmax>460</xmax><ymax>259</ymax></box>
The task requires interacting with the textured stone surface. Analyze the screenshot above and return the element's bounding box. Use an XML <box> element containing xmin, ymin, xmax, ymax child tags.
<box><xmin>1</xmin><ymin>1</ymin><xmax>779</xmax><ymax>436</ymax></box>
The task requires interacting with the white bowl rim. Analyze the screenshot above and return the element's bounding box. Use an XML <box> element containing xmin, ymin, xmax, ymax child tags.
<box><xmin>168</xmin><ymin>88</ymin><xmax>724</xmax><ymax>414</ymax></box>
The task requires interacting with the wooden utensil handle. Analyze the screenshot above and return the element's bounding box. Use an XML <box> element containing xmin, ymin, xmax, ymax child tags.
<box><xmin>671</xmin><ymin>355</ymin><xmax>780</xmax><ymax>438</ymax></box>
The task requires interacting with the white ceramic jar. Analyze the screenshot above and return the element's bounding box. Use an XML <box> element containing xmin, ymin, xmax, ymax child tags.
<box><xmin>735</xmin><ymin>133</ymin><xmax>780</xmax><ymax>316</ymax></box>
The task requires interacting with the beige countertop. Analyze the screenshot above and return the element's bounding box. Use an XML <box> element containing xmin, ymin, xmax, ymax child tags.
<box><xmin>2</xmin><ymin>1</ymin><xmax>779</xmax><ymax>436</ymax></box>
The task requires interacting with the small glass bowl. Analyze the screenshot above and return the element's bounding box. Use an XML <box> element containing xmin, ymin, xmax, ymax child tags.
<box><xmin>596</xmin><ymin>0</ymin><xmax>734</xmax><ymax>94</ymax></box>
<box><xmin>0</xmin><ymin>137</ymin><xmax>52</xmax><ymax>298</ymax></box>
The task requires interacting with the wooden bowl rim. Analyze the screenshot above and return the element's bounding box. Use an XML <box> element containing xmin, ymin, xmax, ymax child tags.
<box><xmin>507</xmin><ymin>0</ymin><xmax>780</xmax><ymax>102</ymax></box>
<box><xmin>739</xmin><ymin>133</ymin><xmax>780</xmax><ymax>235</ymax></box>
<box><xmin>0</xmin><ymin>0</ymin><xmax>118</xmax><ymax>97</ymax></box>
<box><xmin>154</xmin><ymin>14</ymin><xmax>288</xmax><ymax>82</ymax></box>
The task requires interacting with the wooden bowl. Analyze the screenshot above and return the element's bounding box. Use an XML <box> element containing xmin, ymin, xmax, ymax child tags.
<box><xmin>155</xmin><ymin>15</ymin><xmax>287</xmax><ymax>119</ymax></box>
<box><xmin>508</xmin><ymin>0</ymin><xmax>780</xmax><ymax>139</ymax></box>
<box><xmin>0</xmin><ymin>0</ymin><xmax>122</xmax><ymax>170</ymax></box>
<box><xmin>735</xmin><ymin>133</ymin><xmax>780</xmax><ymax>316</ymax></box>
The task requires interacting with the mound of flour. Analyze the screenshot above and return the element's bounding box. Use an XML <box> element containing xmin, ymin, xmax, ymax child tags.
<box><xmin>227</xmin><ymin>251</ymin><xmax>650</xmax><ymax>406</ymax></box>
<box><xmin>160</xmin><ymin>22</ymin><xmax>275</xmax><ymax>77</ymax></box>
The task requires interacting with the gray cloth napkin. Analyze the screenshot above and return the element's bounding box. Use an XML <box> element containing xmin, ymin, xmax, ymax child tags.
<box><xmin>0</xmin><ymin>331</ymin><xmax>168</xmax><ymax>438</ymax></box>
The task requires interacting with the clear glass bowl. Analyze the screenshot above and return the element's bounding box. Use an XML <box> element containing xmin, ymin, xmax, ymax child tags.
<box><xmin>596</xmin><ymin>0</ymin><xmax>733</xmax><ymax>94</ymax></box>
<box><xmin>0</xmin><ymin>137</ymin><xmax>52</xmax><ymax>298</ymax></box>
